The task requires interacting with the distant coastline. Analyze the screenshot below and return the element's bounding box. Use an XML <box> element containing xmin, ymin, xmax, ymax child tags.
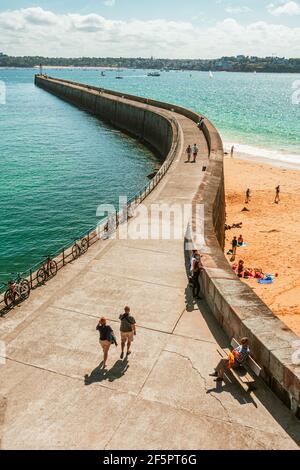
<box><xmin>1</xmin><ymin>53</ymin><xmax>299</xmax><ymax>73</ymax></box>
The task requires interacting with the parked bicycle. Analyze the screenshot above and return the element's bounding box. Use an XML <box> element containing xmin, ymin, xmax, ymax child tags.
<box><xmin>72</xmin><ymin>237</ymin><xmax>89</xmax><ymax>260</ymax></box>
<box><xmin>37</xmin><ymin>254</ymin><xmax>58</xmax><ymax>285</ymax></box>
<box><xmin>4</xmin><ymin>273</ymin><xmax>31</xmax><ymax>308</ymax></box>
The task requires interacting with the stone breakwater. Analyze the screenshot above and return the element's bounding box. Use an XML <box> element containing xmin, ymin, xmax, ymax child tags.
<box><xmin>35</xmin><ymin>75</ymin><xmax>300</xmax><ymax>417</ymax></box>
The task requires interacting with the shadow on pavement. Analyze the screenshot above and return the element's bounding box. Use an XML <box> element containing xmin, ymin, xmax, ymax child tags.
<box><xmin>206</xmin><ymin>379</ymin><xmax>258</xmax><ymax>407</ymax></box>
<box><xmin>84</xmin><ymin>358</ymin><xmax>129</xmax><ymax>385</ymax></box>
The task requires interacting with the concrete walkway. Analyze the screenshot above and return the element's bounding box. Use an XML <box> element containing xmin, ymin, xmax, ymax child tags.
<box><xmin>0</xmin><ymin>110</ymin><xmax>299</xmax><ymax>450</ymax></box>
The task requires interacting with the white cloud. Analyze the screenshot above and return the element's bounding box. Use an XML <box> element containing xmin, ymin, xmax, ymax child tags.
<box><xmin>103</xmin><ymin>0</ymin><xmax>116</xmax><ymax>6</ymax></box>
<box><xmin>225</xmin><ymin>6</ymin><xmax>252</xmax><ymax>14</ymax></box>
<box><xmin>0</xmin><ymin>7</ymin><xmax>299</xmax><ymax>58</ymax></box>
<box><xmin>267</xmin><ymin>1</ymin><xmax>300</xmax><ymax>16</ymax></box>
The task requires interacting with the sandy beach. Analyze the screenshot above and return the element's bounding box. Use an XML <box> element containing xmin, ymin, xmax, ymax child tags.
<box><xmin>224</xmin><ymin>155</ymin><xmax>300</xmax><ymax>337</ymax></box>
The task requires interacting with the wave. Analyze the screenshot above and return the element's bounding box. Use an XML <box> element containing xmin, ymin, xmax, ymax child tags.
<box><xmin>223</xmin><ymin>141</ymin><xmax>300</xmax><ymax>169</ymax></box>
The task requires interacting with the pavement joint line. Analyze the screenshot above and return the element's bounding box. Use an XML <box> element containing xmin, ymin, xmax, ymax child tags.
<box><xmin>49</xmin><ymin>305</ymin><xmax>216</xmax><ymax>345</ymax></box>
<box><xmin>1</xmin><ymin>355</ymin><xmax>137</xmax><ymax>397</ymax></box>
<box><xmin>171</xmin><ymin>304</ymin><xmax>189</xmax><ymax>334</ymax></box>
<box><xmin>136</xmin><ymin>340</ymin><xmax>169</xmax><ymax>397</ymax></box>
<box><xmin>88</xmin><ymin>269</ymin><xmax>186</xmax><ymax>290</ymax></box>
<box><xmin>114</xmin><ymin>244</ymin><xmax>182</xmax><ymax>256</ymax></box>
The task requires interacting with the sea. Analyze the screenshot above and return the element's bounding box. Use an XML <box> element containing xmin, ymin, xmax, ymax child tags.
<box><xmin>0</xmin><ymin>67</ymin><xmax>299</xmax><ymax>283</ymax></box>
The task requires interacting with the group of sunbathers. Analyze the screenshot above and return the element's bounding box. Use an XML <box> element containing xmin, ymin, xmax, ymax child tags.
<box><xmin>225</xmin><ymin>222</ymin><xmax>243</xmax><ymax>231</ymax></box>
<box><xmin>232</xmin><ymin>260</ymin><xmax>264</xmax><ymax>279</ymax></box>
<box><xmin>231</xmin><ymin>261</ymin><xmax>278</xmax><ymax>282</ymax></box>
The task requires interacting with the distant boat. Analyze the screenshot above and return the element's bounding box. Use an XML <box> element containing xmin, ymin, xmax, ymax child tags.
<box><xmin>147</xmin><ymin>72</ymin><xmax>161</xmax><ymax>77</ymax></box>
<box><xmin>209</xmin><ymin>71</ymin><xmax>214</xmax><ymax>79</ymax></box>
<box><xmin>116</xmin><ymin>68</ymin><xmax>123</xmax><ymax>79</ymax></box>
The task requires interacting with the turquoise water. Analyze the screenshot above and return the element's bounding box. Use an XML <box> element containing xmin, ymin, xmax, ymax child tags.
<box><xmin>0</xmin><ymin>68</ymin><xmax>160</xmax><ymax>284</ymax></box>
<box><xmin>0</xmin><ymin>68</ymin><xmax>299</xmax><ymax>284</ymax></box>
<box><xmin>46</xmin><ymin>68</ymin><xmax>300</xmax><ymax>157</ymax></box>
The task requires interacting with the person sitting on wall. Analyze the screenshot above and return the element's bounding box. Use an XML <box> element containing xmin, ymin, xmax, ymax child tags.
<box><xmin>197</xmin><ymin>116</ymin><xmax>205</xmax><ymax>128</ymax></box>
<box><xmin>212</xmin><ymin>337</ymin><xmax>250</xmax><ymax>382</ymax></box>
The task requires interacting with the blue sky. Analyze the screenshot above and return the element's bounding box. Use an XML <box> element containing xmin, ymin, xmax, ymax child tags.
<box><xmin>0</xmin><ymin>1</ymin><xmax>299</xmax><ymax>57</ymax></box>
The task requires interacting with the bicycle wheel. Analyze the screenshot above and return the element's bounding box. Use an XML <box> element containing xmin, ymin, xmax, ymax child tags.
<box><xmin>72</xmin><ymin>244</ymin><xmax>80</xmax><ymax>260</ymax></box>
<box><xmin>19</xmin><ymin>279</ymin><xmax>31</xmax><ymax>300</ymax></box>
<box><xmin>50</xmin><ymin>260</ymin><xmax>58</xmax><ymax>277</ymax></box>
<box><xmin>4</xmin><ymin>290</ymin><xmax>15</xmax><ymax>308</ymax></box>
<box><xmin>81</xmin><ymin>238</ymin><xmax>89</xmax><ymax>254</ymax></box>
<box><xmin>37</xmin><ymin>268</ymin><xmax>46</xmax><ymax>285</ymax></box>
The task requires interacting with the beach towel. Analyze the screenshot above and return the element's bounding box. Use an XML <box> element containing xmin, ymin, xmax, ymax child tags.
<box><xmin>258</xmin><ymin>279</ymin><xmax>273</xmax><ymax>285</ymax></box>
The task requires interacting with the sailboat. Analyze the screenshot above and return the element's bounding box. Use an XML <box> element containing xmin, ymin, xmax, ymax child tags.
<box><xmin>115</xmin><ymin>67</ymin><xmax>123</xmax><ymax>79</ymax></box>
<box><xmin>209</xmin><ymin>71</ymin><xmax>214</xmax><ymax>79</ymax></box>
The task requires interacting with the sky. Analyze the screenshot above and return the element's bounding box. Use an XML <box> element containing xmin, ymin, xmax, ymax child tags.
<box><xmin>0</xmin><ymin>1</ymin><xmax>299</xmax><ymax>58</ymax></box>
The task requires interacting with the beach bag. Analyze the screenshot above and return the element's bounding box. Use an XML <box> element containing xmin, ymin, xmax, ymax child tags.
<box><xmin>108</xmin><ymin>330</ymin><xmax>118</xmax><ymax>347</ymax></box>
<box><xmin>227</xmin><ymin>352</ymin><xmax>235</xmax><ymax>369</ymax></box>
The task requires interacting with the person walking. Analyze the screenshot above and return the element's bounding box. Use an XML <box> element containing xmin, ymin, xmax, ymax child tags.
<box><xmin>232</xmin><ymin>236</ymin><xmax>238</xmax><ymax>255</ymax></box>
<box><xmin>275</xmin><ymin>185</ymin><xmax>280</xmax><ymax>204</ymax></box>
<box><xmin>245</xmin><ymin>188</ymin><xmax>251</xmax><ymax>204</ymax></box>
<box><xmin>192</xmin><ymin>143</ymin><xmax>199</xmax><ymax>163</ymax></box>
<box><xmin>191</xmin><ymin>253</ymin><xmax>202</xmax><ymax>299</ymax></box>
<box><xmin>96</xmin><ymin>317</ymin><xmax>117</xmax><ymax>369</ymax></box>
<box><xmin>119</xmin><ymin>306</ymin><xmax>136</xmax><ymax>359</ymax></box>
<box><xmin>230</xmin><ymin>145</ymin><xmax>235</xmax><ymax>158</ymax></box>
<box><xmin>186</xmin><ymin>144</ymin><xmax>192</xmax><ymax>163</ymax></box>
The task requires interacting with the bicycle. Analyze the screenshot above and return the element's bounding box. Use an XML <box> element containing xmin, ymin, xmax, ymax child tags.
<box><xmin>37</xmin><ymin>254</ymin><xmax>58</xmax><ymax>285</ymax></box>
<box><xmin>72</xmin><ymin>237</ymin><xmax>89</xmax><ymax>260</ymax></box>
<box><xmin>4</xmin><ymin>273</ymin><xmax>31</xmax><ymax>308</ymax></box>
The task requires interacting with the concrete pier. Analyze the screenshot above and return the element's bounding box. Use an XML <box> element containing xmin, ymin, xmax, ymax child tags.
<box><xmin>0</xmin><ymin>77</ymin><xmax>299</xmax><ymax>449</ymax></box>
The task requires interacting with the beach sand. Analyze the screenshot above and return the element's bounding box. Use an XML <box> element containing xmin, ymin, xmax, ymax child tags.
<box><xmin>224</xmin><ymin>155</ymin><xmax>300</xmax><ymax>337</ymax></box>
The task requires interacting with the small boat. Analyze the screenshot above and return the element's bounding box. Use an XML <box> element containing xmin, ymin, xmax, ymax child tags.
<box><xmin>147</xmin><ymin>72</ymin><xmax>161</xmax><ymax>77</ymax></box>
<box><xmin>115</xmin><ymin>67</ymin><xmax>123</xmax><ymax>79</ymax></box>
<box><xmin>209</xmin><ymin>71</ymin><xmax>214</xmax><ymax>79</ymax></box>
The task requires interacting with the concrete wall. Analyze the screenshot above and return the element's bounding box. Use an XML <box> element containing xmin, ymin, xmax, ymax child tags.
<box><xmin>35</xmin><ymin>75</ymin><xmax>174</xmax><ymax>159</ymax></box>
<box><xmin>35</xmin><ymin>75</ymin><xmax>299</xmax><ymax>417</ymax></box>
<box><xmin>193</xmin><ymin>128</ymin><xmax>300</xmax><ymax>418</ymax></box>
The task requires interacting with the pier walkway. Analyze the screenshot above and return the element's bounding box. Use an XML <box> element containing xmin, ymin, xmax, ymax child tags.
<box><xmin>0</xmin><ymin>83</ymin><xmax>299</xmax><ymax>449</ymax></box>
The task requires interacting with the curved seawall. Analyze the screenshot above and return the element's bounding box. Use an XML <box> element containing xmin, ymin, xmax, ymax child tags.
<box><xmin>34</xmin><ymin>75</ymin><xmax>300</xmax><ymax>417</ymax></box>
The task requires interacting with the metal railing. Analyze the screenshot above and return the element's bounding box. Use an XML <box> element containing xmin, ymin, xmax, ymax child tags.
<box><xmin>0</xmin><ymin>116</ymin><xmax>181</xmax><ymax>312</ymax></box>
